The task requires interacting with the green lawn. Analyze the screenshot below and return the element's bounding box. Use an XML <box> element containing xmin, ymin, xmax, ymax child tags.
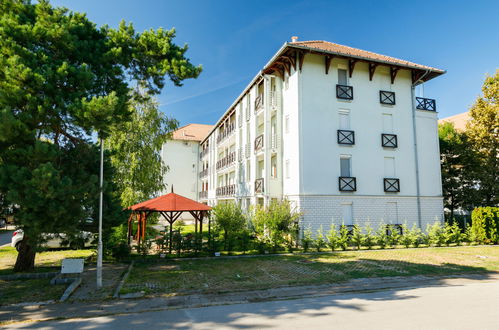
<box><xmin>122</xmin><ymin>246</ymin><xmax>499</xmax><ymax>296</ymax></box>
<box><xmin>0</xmin><ymin>246</ymin><xmax>94</xmax><ymax>275</ymax></box>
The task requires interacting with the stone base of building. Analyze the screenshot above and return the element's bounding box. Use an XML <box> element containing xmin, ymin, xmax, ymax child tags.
<box><xmin>287</xmin><ymin>195</ymin><xmax>443</xmax><ymax>234</ymax></box>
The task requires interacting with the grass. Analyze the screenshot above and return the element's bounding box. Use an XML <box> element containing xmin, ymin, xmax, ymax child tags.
<box><xmin>122</xmin><ymin>246</ymin><xmax>499</xmax><ymax>296</ymax></box>
<box><xmin>0</xmin><ymin>246</ymin><xmax>94</xmax><ymax>275</ymax></box>
<box><xmin>0</xmin><ymin>246</ymin><xmax>95</xmax><ymax>306</ymax></box>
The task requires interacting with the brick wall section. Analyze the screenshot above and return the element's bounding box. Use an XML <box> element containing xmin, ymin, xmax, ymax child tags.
<box><xmin>291</xmin><ymin>195</ymin><xmax>443</xmax><ymax>236</ymax></box>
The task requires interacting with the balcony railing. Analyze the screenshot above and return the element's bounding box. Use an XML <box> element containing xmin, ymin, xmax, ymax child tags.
<box><xmin>269</xmin><ymin>91</ymin><xmax>277</xmax><ymax>108</ymax></box>
<box><xmin>271</xmin><ymin>133</ymin><xmax>278</xmax><ymax>149</ymax></box>
<box><xmin>254</xmin><ymin>134</ymin><xmax>264</xmax><ymax>152</ymax></box>
<box><xmin>216</xmin><ymin>122</ymin><xmax>236</xmax><ymax>144</ymax></box>
<box><xmin>336</xmin><ymin>84</ymin><xmax>353</xmax><ymax>100</ymax></box>
<box><xmin>216</xmin><ymin>184</ymin><xmax>235</xmax><ymax>197</ymax></box>
<box><xmin>380</xmin><ymin>91</ymin><xmax>396</xmax><ymax>105</ymax></box>
<box><xmin>245</xmin><ymin>143</ymin><xmax>251</xmax><ymax>158</ymax></box>
<box><xmin>199</xmin><ymin>168</ymin><xmax>209</xmax><ymax>178</ymax></box>
<box><xmin>199</xmin><ymin>191</ymin><xmax>208</xmax><ymax>199</ymax></box>
<box><xmin>337</xmin><ymin>130</ymin><xmax>355</xmax><ymax>145</ymax></box>
<box><xmin>255</xmin><ymin>178</ymin><xmax>264</xmax><ymax>194</ymax></box>
<box><xmin>384</xmin><ymin>178</ymin><xmax>400</xmax><ymax>192</ymax></box>
<box><xmin>339</xmin><ymin>177</ymin><xmax>356</xmax><ymax>192</ymax></box>
<box><xmin>381</xmin><ymin>134</ymin><xmax>398</xmax><ymax>148</ymax></box>
<box><xmin>238</xmin><ymin>147</ymin><xmax>243</xmax><ymax>162</ymax></box>
<box><xmin>254</xmin><ymin>95</ymin><xmax>264</xmax><ymax>112</ymax></box>
<box><xmin>216</xmin><ymin>151</ymin><xmax>236</xmax><ymax>171</ymax></box>
<box><xmin>200</xmin><ymin>147</ymin><xmax>209</xmax><ymax>159</ymax></box>
<box><xmin>416</xmin><ymin>97</ymin><xmax>436</xmax><ymax>111</ymax></box>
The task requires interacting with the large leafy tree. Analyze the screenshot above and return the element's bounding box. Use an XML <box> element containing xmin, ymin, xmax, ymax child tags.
<box><xmin>0</xmin><ymin>0</ymin><xmax>201</xmax><ymax>271</ymax></box>
<box><xmin>439</xmin><ymin>122</ymin><xmax>479</xmax><ymax>219</ymax></box>
<box><xmin>107</xmin><ymin>91</ymin><xmax>178</xmax><ymax>208</ymax></box>
<box><xmin>466</xmin><ymin>70</ymin><xmax>499</xmax><ymax>206</ymax></box>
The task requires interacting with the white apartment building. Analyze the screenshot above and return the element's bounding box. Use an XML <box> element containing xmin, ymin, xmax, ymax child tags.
<box><xmin>195</xmin><ymin>38</ymin><xmax>445</xmax><ymax>232</ymax></box>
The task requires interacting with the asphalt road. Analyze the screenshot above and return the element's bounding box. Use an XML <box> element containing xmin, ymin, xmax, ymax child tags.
<box><xmin>7</xmin><ymin>277</ymin><xmax>499</xmax><ymax>329</ymax></box>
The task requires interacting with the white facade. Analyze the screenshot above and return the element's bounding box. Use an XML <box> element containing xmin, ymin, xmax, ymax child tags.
<box><xmin>196</xmin><ymin>39</ymin><xmax>445</xmax><ymax>233</ymax></box>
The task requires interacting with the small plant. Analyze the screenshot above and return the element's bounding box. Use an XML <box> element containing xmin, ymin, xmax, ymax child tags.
<box><xmin>427</xmin><ymin>221</ymin><xmax>446</xmax><ymax>247</ymax></box>
<box><xmin>338</xmin><ymin>224</ymin><xmax>350</xmax><ymax>251</ymax></box>
<box><xmin>326</xmin><ymin>223</ymin><xmax>340</xmax><ymax>251</ymax></box>
<box><xmin>376</xmin><ymin>223</ymin><xmax>389</xmax><ymax>249</ymax></box>
<box><xmin>364</xmin><ymin>223</ymin><xmax>375</xmax><ymax>249</ymax></box>
<box><xmin>351</xmin><ymin>225</ymin><xmax>363</xmax><ymax>250</ymax></box>
<box><xmin>313</xmin><ymin>225</ymin><xmax>326</xmax><ymax>252</ymax></box>
<box><xmin>409</xmin><ymin>224</ymin><xmax>423</xmax><ymax>248</ymax></box>
<box><xmin>400</xmin><ymin>224</ymin><xmax>412</xmax><ymax>248</ymax></box>
<box><xmin>302</xmin><ymin>225</ymin><xmax>313</xmax><ymax>252</ymax></box>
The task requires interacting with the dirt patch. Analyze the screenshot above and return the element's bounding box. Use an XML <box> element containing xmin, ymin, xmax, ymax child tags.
<box><xmin>69</xmin><ymin>263</ymin><xmax>128</xmax><ymax>301</ymax></box>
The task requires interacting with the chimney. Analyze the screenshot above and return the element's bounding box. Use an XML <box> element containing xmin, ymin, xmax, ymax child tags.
<box><xmin>291</xmin><ymin>36</ymin><xmax>298</xmax><ymax>43</ymax></box>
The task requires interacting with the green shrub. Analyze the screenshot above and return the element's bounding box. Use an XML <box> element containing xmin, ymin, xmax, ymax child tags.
<box><xmin>409</xmin><ymin>224</ymin><xmax>423</xmax><ymax>248</ymax></box>
<box><xmin>110</xmin><ymin>242</ymin><xmax>131</xmax><ymax>260</ymax></box>
<box><xmin>326</xmin><ymin>223</ymin><xmax>339</xmax><ymax>251</ymax></box>
<box><xmin>351</xmin><ymin>225</ymin><xmax>363</xmax><ymax>250</ymax></box>
<box><xmin>338</xmin><ymin>225</ymin><xmax>349</xmax><ymax>251</ymax></box>
<box><xmin>387</xmin><ymin>225</ymin><xmax>401</xmax><ymax>248</ymax></box>
<box><xmin>427</xmin><ymin>221</ymin><xmax>446</xmax><ymax>247</ymax></box>
<box><xmin>471</xmin><ymin>207</ymin><xmax>499</xmax><ymax>244</ymax></box>
<box><xmin>313</xmin><ymin>225</ymin><xmax>326</xmax><ymax>252</ymax></box>
<box><xmin>302</xmin><ymin>226</ymin><xmax>313</xmax><ymax>252</ymax></box>
<box><xmin>213</xmin><ymin>201</ymin><xmax>246</xmax><ymax>253</ymax></box>
<box><xmin>364</xmin><ymin>223</ymin><xmax>375</xmax><ymax>249</ymax></box>
<box><xmin>400</xmin><ymin>224</ymin><xmax>412</xmax><ymax>248</ymax></box>
<box><xmin>376</xmin><ymin>223</ymin><xmax>389</xmax><ymax>249</ymax></box>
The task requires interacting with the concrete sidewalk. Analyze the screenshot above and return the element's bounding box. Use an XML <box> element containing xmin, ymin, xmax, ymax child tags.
<box><xmin>1</xmin><ymin>272</ymin><xmax>498</xmax><ymax>326</ymax></box>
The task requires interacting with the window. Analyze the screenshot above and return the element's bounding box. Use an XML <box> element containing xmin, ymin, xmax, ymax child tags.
<box><xmin>246</xmin><ymin>160</ymin><xmax>251</xmax><ymax>181</ymax></box>
<box><xmin>382</xmin><ymin>114</ymin><xmax>393</xmax><ymax>133</ymax></box>
<box><xmin>384</xmin><ymin>157</ymin><xmax>395</xmax><ymax>177</ymax></box>
<box><xmin>338</xmin><ymin>69</ymin><xmax>347</xmax><ymax>85</ymax></box>
<box><xmin>341</xmin><ymin>203</ymin><xmax>353</xmax><ymax>226</ymax></box>
<box><xmin>246</xmin><ymin>95</ymin><xmax>250</xmax><ymax>121</ymax></box>
<box><xmin>271</xmin><ymin>155</ymin><xmax>277</xmax><ymax>178</ymax></box>
<box><xmin>285</xmin><ymin>115</ymin><xmax>290</xmax><ymax>134</ymax></box>
<box><xmin>339</xmin><ymin>110</ymin><xmax>350</xmax><ymax>130</ymax></box>
<box><xmin>285</xmin><ymin>159</ymin><xmax>290</xmax><ymax>179</ymax></box>
<box><xmin>340</xmin><ymin>156</ymin><xmax>351</xmax><ymax>177</ymax></box>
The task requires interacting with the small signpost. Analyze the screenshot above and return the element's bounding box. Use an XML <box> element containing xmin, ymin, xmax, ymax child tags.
<box><xmin>61</xmin><ymin>258</ymin><xmax>85</xmax><ymax>274</ymax></box>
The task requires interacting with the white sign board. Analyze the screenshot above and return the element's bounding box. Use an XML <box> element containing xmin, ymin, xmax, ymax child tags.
<box><xmin>61</xmin><ymin>258</ymin><xmax>84</xmax><ymax>274</ymax></box>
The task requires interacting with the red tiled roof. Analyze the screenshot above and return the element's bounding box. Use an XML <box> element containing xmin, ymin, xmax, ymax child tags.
<box><xmin>172</xmin><ymin>124</ymin><xmax>213</xmax><ymax>142</ymax></box>
<box><xmin>129</xmin><ymin>193</ymin><xmax>211</xmax><ymax>212</ymax></box>
<box><xmin>290</xmin><ymin>40</ymin><xmax>444</xmax><ymax>73</ymax></box>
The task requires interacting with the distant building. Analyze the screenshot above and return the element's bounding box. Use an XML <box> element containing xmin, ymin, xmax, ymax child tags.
<box><xmin>439</xmin><ymin>112</ymin><xmax>470</xmax><ymax>131</ymax></box>
<box><xmin>161</xmin><ymin>124</ymin><xmax>213</xmax><ymax>203</ymax></box>
<box><xmin>171</xmin><ymin>38</ymin><xmax>447</xmax><ymax>232</ymax></box>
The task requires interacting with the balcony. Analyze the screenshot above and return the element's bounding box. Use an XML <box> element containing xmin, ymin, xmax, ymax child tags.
<box><xmin>416</xmin><ymin>97</ymin><xmax>436</xmax><ymax>111</ymax></box>
<box><xmin>381</xmin><ymin>134</ymin><xmax>398</xmax><ymax>148</ymax></box>
<box><xmin>336</xmin><ymin>84</ymin><xmax>353</xmax><ymax>100</ymax></box>
<box><xmin>271</xmin><ymin>133</ymin><xmax>279</xmax><ymax>149</ymax></box>
<box><xmin>216</xmin><ymin>122</ymin><xmax>236</xmax><ymax>144</ymax></box>
<box><xmin>199</xmin><ymin>191</ymin><xmax>208</xmax><ymax>199</ymax></box>
<box><xmin>384</xmin><ymin>178</ymin><xmax>400</xmax><ymax>192</ymax></box>
<box><xmin>200</xmin><ymin>148</ymin><xmax>209</xmax><ymax>159</ymax></box>
<box><xmin>255</xmin><ymin>178</ymin><xmax>264</xmax><ymax>194</ymax></box>
<box><xmin>254</xmin><ymin>134</ymin><xmax>264</xmax><ymax>152</ymax></box>
<box><xmin>245</xmin><ymin>143</ymin><xmax>251</xmax><ymax>158</ymax></box>
<box><xmin>269</xmin><ymin>91</ymin><xmax>277</xmax><ymax>108</ymax></box>
<box><xmin>337</xmin><ymin>130</ymin><xmax>355</xmax><ymax>145</ymax></box>
<box><xmin>380</xmin><ymin>91</ymin><xmax>396</xmax><ymax>105</ymax></box>
<box><xmin>199</xmin><ymin>168</ymin><xmax>209</xmax><ymax>178</ymax></box>
<box><xmin>339</xmin><ymin>177</ymin><xmax>356</xmax><ymax>192</ymax></box>
<box><xmin>254</xmin><ymin>95</ymin><xmax>264</xmax><ymax>113</ymax></box>
<box><xmin>216</xmin><ymin>184</ymin><xmax>235</xmax><ymax>197</ymax></box>
<box><xmin>238</xmin><ymin>147</ymin><xmax>243</xmax><ymax>162</ymax></box>
<box><xmin>216</xmin><ymin>151</ymin><xmax>236</xmax><ymax>171</ymax></box>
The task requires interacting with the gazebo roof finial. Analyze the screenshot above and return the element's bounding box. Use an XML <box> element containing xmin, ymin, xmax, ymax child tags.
<box><xmin>171</xmin><ymin>185</ymin><xmax>174</xmax><ymax>194</ymax></box>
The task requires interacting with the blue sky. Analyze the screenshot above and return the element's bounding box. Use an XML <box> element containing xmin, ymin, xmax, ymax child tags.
<box><xmin>52</xmin><ymin>0</ymin><xmax>499</xmax><ymax>126</ymax></box>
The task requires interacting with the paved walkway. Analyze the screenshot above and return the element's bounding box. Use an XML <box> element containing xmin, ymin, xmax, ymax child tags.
<box><xmin>1</xmin><ymin>272</ymin><xmax>497</xmax><ymax>326</ymax></box>
<box><xmin>9</xmin><ymin>275</ymin><xmax>499</xmax><ymax>329</ymax></box>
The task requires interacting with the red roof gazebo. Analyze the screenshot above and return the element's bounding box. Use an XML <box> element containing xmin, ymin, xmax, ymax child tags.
<box><xmin>127</xmin><ymin>191</ymin><xmax>211</xmax><ymax>254</ymax></box>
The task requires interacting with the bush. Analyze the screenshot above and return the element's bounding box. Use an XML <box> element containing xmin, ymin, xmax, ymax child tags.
<box><xmin>400</xmin><ymin>224</ymin><xmax>412</xmax><ymax>248</ymax></box>
<box><xmin>302</xmin><ymin>226</ymin><xmax>313</xmax><ymax>252</ymax></box>
<box><xmin>313</xmin><ymin>225</ymin><xmax>326</xmax><ymax>252</ymax></box>
<box><xmin>364</xmin><ymin>223</ymin><xmax>375</xmax><ymax>249</ymax></box>
<box><xmin>387</xmin><ymin>225</ymin><xmax>401</xmax><ymax>248</ymax></box>
<box><xmin>338</xmin><ymin>225</ymin><xmax>349</xmax><ymax>251</ymax></box>
<box><xmin>213</xmin><ymin>202</ymin><xmax>247</xmax><ymax>253</ymax></box>
<box><xmin>351</xmin><ymin>225</ymin><xmax>363</xmax><ymax>250</ymax></box>
<box><xmin>409</xmin><ymin>224</ymin><xmax>424</xmax><ymax>248</ymax></box>
<box><xmin>252</xmin><ymin>200</ymin><xmax>301</xmax><ymax>252</ymax></box>
<box><xmin>427</xmin><ymin>221</ymin><xmax>446</xmax><ymax>247</ymax></box>
<box><xmin>376</xmin><ymin>223</ymin><xmax>389</xmax><ymax>249</ymax></box>
<box><xmin>110</xmin><ymin>242</ymin><xmax>131</xmax><ymax>260</ymax></box>
<box><xmin>326</xmin><ymin>223</ymin><xmax>340</xmax><ymax>251</ymax></box>
<box><xmin>471</xmin><ymin>207</ymin><xmax>499</xmax><ymax>244</ymax></box>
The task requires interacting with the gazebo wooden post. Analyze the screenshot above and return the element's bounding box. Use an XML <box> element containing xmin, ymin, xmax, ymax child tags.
<box><xmin>168</xmin><ymin>212</ymin><xmax>173</xmax><ymax>255</ymax></box>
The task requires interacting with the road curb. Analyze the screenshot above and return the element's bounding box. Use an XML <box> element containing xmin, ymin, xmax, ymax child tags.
<box><xmin>114</xmin><ymin>261</ymin><xmax>135</xmax><ymax>298</ymax></box>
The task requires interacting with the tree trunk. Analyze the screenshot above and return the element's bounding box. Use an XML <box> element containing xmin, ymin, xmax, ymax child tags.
<box><xmin>14</xmin><ymin>238</ymin><xmax>36</xmax><ymax>272</ymax></box>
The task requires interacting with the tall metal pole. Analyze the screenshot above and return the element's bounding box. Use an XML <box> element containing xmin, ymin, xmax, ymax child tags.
<box><xmin>97</xmin><ymin>138</ymin><xmax>104</xmax><ymax>288</ymax></box>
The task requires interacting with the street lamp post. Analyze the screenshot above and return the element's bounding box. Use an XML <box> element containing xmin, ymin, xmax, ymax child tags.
<box><xmin>97</xmin><ymin>137</ymin><xmax>104</xmax><ymax>288</ymax></box>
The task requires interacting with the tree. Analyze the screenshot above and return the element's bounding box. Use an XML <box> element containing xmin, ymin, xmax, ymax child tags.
<box><xmin>252</xmin><ymin>200</ymin><xmax>301</xmax><ymax>252</ymax></box>
<box><xmin>439</xmin><ymin>122</ymin><xmax>479</xmax><ymax>218</ymax></box>
<box><xmin>107</xmin><ymin>91</ymin><xmax>178</xmax><ymax>208</ymax></box>
<box><xmin>212</xmin><ymin>202</ymin><xmax>246</xmax><ymax>253</ymax></box>
<box><xmin>466</xmin><ymin>70</ymin><xmax>499</xmax><ymax>207</ymax></box>
<box><xmin>0</xmin><ymin>0</ymin><xmax>201</xmax><ymax>271</ymax></box>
